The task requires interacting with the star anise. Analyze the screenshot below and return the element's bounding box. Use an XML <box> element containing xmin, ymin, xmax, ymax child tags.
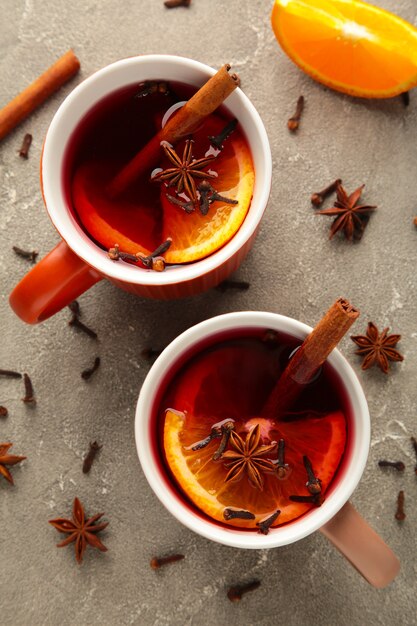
<box><xmin>151</xmin><ymin>140</ymin><xmax>216</xmax><ymax>207</ymax></box>
<box><xmin>221</xmin><ymin>424</ymin><xmax>277</xmax><ymax>490</ymax></box>
<box><xmin>49</xmin><ymin>497</ymin><xmax>108</xmax><ymax>564</ymax></box>
<box><xmin>0</xmin><ymin>442</ymin><xmax>26</xmax><ymax>484</ymax></box>
<box><xmin>318</xmin><ymin>183</ymin><xmax>376</xmax><ymax>241</ymax></box>
<box><xmin>351</xmin><ymin>322</ymin><xmax>404</xmax><ymax>374</ymax></box>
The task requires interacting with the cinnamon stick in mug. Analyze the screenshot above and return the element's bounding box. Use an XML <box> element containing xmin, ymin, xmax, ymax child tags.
<box><xmin>262</xmin><ymin>298</ymin><xmax>360</xmax><ymax>419</ymax></box>
<box><xmin>108</xmin><ymin>64</ymin><xmax>240</xmax><ymax>197</ymax></box>
<box><xmin>0</xmin><ymin>50</ymin><xmax>80</xmax><ymax>142</ymax></box>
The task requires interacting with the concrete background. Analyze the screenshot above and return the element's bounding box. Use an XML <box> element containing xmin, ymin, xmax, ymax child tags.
<box><xmin>1</xmin><ymin>0</ymin><xmax>417</xmax><ymax>624</ymax></box>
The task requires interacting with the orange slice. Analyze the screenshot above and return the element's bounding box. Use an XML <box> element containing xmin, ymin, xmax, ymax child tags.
<box><xmin>161</xmin><ymin>117</ymin><xmax>254</xmax><ymax>264</ymax></box>
<box><xmin>72</xmin><ymin>161</ymin><xmax>161</xmax><ymax>257</ymax></box>
<box><xmin>271</xmin><ymin>0</ymin><xmax>417</xmax><ymax>98</ymax></box>
<box><xmin>164</xmin><ymin>409</ymin><xmax>346</xmax><ymax>529</ymax></box>
<box><xmin>163</xmin><ymin>342</ymin><xmax>347</xmax><ymax>529</ymax></box>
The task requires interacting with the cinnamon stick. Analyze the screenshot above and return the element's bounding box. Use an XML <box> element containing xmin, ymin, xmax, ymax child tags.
<box><xmin>0</xmin><ymin>50</ymin><xmax>80</xmax><ymax>142</ymax></box>
<box><xmin>108</xmin><ymin>64</ymin><xmax>240</xmax><ymax>197</ymax></box>
<box><xmin>262</xmin><ymin>298</ymin><xmax>359</xmax><ymax>419</ymax></box>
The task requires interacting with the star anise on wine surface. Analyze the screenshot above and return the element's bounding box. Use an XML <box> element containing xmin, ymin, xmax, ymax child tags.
<box><xmin>221</xmin><ymin>424</ymin><xmax>277</xmax><ymax>490</ymax></box>
<box><xmin>317</xmin><ymin>183</ymin><xmax>376</xmax><ymax>241</ymax></box>
<box><xmin>351</xmin><ymin>322</ymin><xmax>404</xmax><ymax>374</ymax></box>
<box><xmin>0</xmin><ymin>443</ymin><xmax>26</xmax><ymax>484</ymax></box>
<box><xmin>49</xmin><ymin>497</ymin><xmax>108</xmax><ymax>564</ymax></box>
<box><xmin>151</xmin><ymin>139</ymin><xmax>216</xmax><ymax>208</ymax></box>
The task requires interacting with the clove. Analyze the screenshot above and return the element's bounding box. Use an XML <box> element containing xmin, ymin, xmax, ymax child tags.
<box><xmin>82</xmin><ymin>441</ymin><xmax>102</xmax><ymax>474</ymax></box>
<box><xmin>0</xmin><ymin>369</ymin><xmax>22</xmax><ymax>379</ymax></box>
<box><xmin>137</xmin><ymin>239</ymin><xmax>172</xmax><ymax>271</ymax></box>
<box><xmin>395</xmin><ymin>490</ymin><xmax>405</xmax><ymax>521</ymax></box>
<box><xmin>164</xmin><ymin>0</ymin><xmax>191</xmax><ymax>7</ymax></box>
<box><xmin>68</xmin><ymin>316</ymin><xmax>98</xmax><ymax>339</ymax></box>
<box><xmin>276</xmin><ymin>439</ymin><xmax>288</xmax><ymax>479</ymax></box>
<box><xmin>223</xmin><ymin>508</ymin><xmax>255</xmax><ymax>521</ymax></box>
<box><xmin>378</xmin><ymin>460</ymin><xmax>405</xmax><ymax>472</ymax></box>
<box><xmin>12</xmin><ymin>245</ymin><xmax>38</xmax><ymax>262</ymax></box>
<box><xmin>289</xmin><ymin>493</ymin><xmax>324</xmax><ymax>506</ymax></box>
<box><xmin>311</xmin><ymin>179</ymin><xmax>342</xmax><ymax>207</ymax></box>
<box><xmin>215</xmin><ymin>280</ymin><xmax>250</xmax><ymax>293</ymax></box>
<box><xmin>18</xmin><ymin>133</ymin><xmax>32</xmax><ymax>158</ymax></box>
<box><xmin>287</xmin><ymin>95</ymin><xmax>304</xmax><ymax>132</ymax></box>
<box><xmin>165</xmin><ymin>194</ymin><xmax>194</xmax><ymax>213</ymax></box>
<box><xmin>303</xmin><ymin>455</ymin><xmax>322</xmax><ymax>494</ymax></box>
<box><xmin>410</xmin><ymin>437</ymin><xmax>417</xmax><ymax>475</ymax></box>
<box><xmin>212</xmin><ymin>421</ymin><xmax>234</xmax><ymax>461</ymax></box>
<box><xmin>81</xmin><ymin>357</ymin><xmax>101</xmax><ymax>381</ymax></box>
<box><xmin>190</xmin><ymin>426</ymin><xmax>222</xmax><ymax>451</ymax></box>
<box><xmin>0</xmin><ymin>406</ymin><xmax>8</xmax><ymax>418</ymax></box>
<box><xmin>227</xmin><ymin>581</ymin><xmax>261</xmax><ymax>602</ymax></box>
<box><xmin>22</xmin><ymin>373</ymin><xmax>35</xmax><ymax>404</ymax></box>
<box><xmin>209</xmin><ymin>118</ymin><xmax>238</xmax><ymax>150</ymax></box>
<box><xmin>150</xmin><ymin>554</ymin><xmax>185</xmax><ymax>569</ymax></box>
<box><xmin>256</xmin><ymin>510</ymin><xmax>280</xmax><ymax>535</ymax></box>
<box><xmin>68</xmin><ymin>300</ymin><xmax>81</xmax><ymax>317</ymax></box>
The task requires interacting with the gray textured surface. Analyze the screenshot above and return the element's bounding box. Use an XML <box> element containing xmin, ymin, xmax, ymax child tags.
<box><xmin>1</xmin><ymin>0</ymin><xmax>417</xmax><ymax>624</ymax></box>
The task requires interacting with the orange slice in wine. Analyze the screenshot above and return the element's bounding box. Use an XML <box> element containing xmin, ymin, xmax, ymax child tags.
<box><xmin>72</xmin><ymin>161</ymin><xmax>160</xmax><ymax>257</ymax></box>
<box><xmin>164</xmin><ymin>409</ymin><xmax>346</xmax><ymax>529</ymax></box>
<box><xmin>161</xmin><ymin>117</ymin><xmax>254</xmax><ymax>264</ymax></box>
<box><xmin>163</xmin><ymin>343</ymin><xmax>347</xmax><ymax>529</ymax></box>
<box><xmin>271</xmin><ymin>0</ymin><xmax>417</xmax><ymax>98</ymax></box>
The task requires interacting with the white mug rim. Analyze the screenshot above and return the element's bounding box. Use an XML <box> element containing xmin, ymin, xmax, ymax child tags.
<box><xmin>41</xmin><ymin>55</ymin><xmax>272</xmax><ymax>286</ymax></box>
<box><xmin>135</xmin><ymin>311</ymin><xmax>370</xmax><ymax>549</ymax></box>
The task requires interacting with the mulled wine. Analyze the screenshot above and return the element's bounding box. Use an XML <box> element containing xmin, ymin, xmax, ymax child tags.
<box><xmin>64</xmin><ymin>81</ymin><xmax>254</xmax><ymax>268</ymax></box>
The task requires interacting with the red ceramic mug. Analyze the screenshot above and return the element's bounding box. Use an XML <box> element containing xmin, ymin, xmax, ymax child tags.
<box><xmin>10</xmin><ymin>55</ymin><xmax>272</xmax><ymax>323</ymax></box>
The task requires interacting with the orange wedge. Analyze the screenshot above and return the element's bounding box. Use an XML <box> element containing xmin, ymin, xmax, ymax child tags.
<box><xmin>161</xmin><ymin>117</ymin><xmax>254</xmax><ymax>264</ymax></box>
<box><xmin>163</xmin><ymin>342</ymin><xmax>346</xmax><ymax>529</ymax></box>
<box><xmin>271</xmin><ymin>0</ymin><xmax>417</xmax><ymax>98</ymax></box>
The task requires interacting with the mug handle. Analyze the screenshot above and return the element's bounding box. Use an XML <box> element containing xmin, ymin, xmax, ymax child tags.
<box><xmin>320</xmin><ymin>501</ymin><xmax>400</xmax><ymax>588</ymax></box>
<box><xmin>9</xmin><ymin>241</ymin><xmax>102</xmax><ymax>324</ymax></box>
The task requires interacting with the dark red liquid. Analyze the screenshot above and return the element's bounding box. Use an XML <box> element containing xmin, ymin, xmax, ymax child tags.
<box><xmin>152</xmin><ymin>328</ymin><xmax>354</xmax><ymax>530</ymax></box>
<box><xmin>63</xmin><ymin>81</ymin><xmax>250</xmax><ymax>256</ymax></box>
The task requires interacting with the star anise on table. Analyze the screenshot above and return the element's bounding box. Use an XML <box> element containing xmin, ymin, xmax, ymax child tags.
<box><xmin>317</xmin><ymin>183</ymin><xmax>376</xmax><ymax>241</ymax></box>
<box><xmin>49</xmin><ymin>497</ymin><xmax>108</xmax><ymax>564</ymax></box>
<box><xmin>351</xmin><ymin>322</ymin><xmax>404</xmax><ymax>374</ymax></box>
<box><xmin>0</xmin><ymin>443</ymin><xmax>26</xmax><ymax>484</ymax></box>
<box><xmin>151</xmin><ymin>139</ymin><xmax>216</xmax><ymax>208</ymax></box>
<box><xmin>221</xmin><ymin>424</ymin><xmax>277</xmax><ymax>490</ymax></box>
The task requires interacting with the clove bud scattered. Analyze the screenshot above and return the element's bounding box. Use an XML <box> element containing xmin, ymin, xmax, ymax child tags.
<box><xmin>18</xmin><ymin>133</ymin><xmax>32</xmax><ymax>158</ymax></box>
<box><xmin>395</xmin><ymin>490</ymin><xmax>405</xmax><ymax>521</ymax></box>
<box><xmin>82</xmin><ymin>441</ymin><xmax>102</xmax><ymax>474</ymax></box>
<box><xmin>227</xmin><ymin>581</ymin><xmax>261</xmax><ymax>602</ymax></box>
<box><xmin>378</xmin><ymin>460</ymin><xmax>405</xmax><ymax>472</ymax></box>
<box><xmin>150</xmin><ymin>554</ymin><xmax>185</xmax><ymax>569</ymax></box>
<box><xmin>311</xmin><ymin>179</ymin><xmax>342</xmax><ymax>207</ymax></box>
<box><xmin>81</xmin><ymin>357</ymin><xmax>101</xmax><ymax>381</ymax></box>
<box><xmin>22</xmin><ymin>373</ymin><xmax>35</xmax><ymax>404</ymax></box>
<box><xmin>287</xmin><ymin>95</ymin><xmax>304</xmax><ymax>132</ymax></box>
